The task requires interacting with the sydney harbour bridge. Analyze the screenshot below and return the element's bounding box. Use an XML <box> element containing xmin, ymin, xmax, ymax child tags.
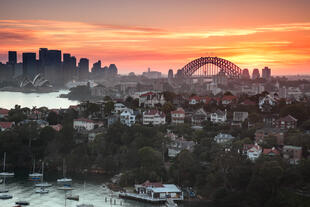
<box><xmin>176</xmin><ymin>57</ymin><xmax>242</xmax><ymax>79</ymax></box>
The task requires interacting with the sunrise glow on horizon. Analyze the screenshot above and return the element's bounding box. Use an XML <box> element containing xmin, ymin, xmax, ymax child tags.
<box><xmin>1</xmin><ymin>0</ymin><xmax>310</xmax><ymax>75</ymax></box>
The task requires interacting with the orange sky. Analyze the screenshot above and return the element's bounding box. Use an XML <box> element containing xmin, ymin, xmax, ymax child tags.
<box><xmin>0</xmin><ymin>0</ymin><xmax>310</xmax><ymax>75</ymax></box>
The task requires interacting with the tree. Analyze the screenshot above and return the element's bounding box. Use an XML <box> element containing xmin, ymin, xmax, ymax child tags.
<box><xmin>47</xmin><ymin>111</ymin><xmax>58</xmax><ymax>125</ymax></box>
<box><xmin>104</xmin><ymin>101</ymin><xmax>115</xmax><ymax>115</ymax></box>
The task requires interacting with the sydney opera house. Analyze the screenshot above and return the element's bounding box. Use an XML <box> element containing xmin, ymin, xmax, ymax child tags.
<box><xmin>20</xmin><ymin>74</ymin><xmax>52</xmax><ymax>88</ymax></box>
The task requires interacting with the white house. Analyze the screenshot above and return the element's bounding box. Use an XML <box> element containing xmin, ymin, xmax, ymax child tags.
<box><xmin>139</xmin><ymin>92</ymin><xmax>165</xmax><ymax>107</ymax></box>
<box><xmin>246</xmin><ymin>144</ymin><xmax>262</xmax><ymax>161</ymax></box>
<box><xmin>113</xmin><ymin>103</ymin><xmax>127</xmax><ymax>113</ymax></box>
<box><xmin>73</xmin><ymin>118</ymin><xmax>96</xmax><ymax>131</ymax></box>
<box><xmin>259</xmin><ymin>95</ymin><xmax>276</xmax><ymax>112</ymax></box>
<box><xmin>214</xmin><ymin>133</ymin><xmax>235</xmax><ymax>143</ymax></box>
<box><xmin>120</xmin><ymin>109</ymin><xmax>136</xmax><ymax>127</ymax></box>
<box><xmin>210</xmin><ymin>110</ymin><xmax>227</xmax><ymax>123</ymax></box>
<box><xmin>134</xmin><ymin>181</ymin><xmax>183</xmax><ymax>201</ymax></box>
<box><xmin>143</xmin><ymin>109</ymin><xmax>166</xmax><ymax>125</ymax></box>
<box><xmin>171</xmin><ymin>108</ymin><xmax>185</xmax><ymax>125</ymax></box>
<box><xmin>168</xmin><ymin>136</ymin><xmax>195</xmax><ymax>158</ymax></box>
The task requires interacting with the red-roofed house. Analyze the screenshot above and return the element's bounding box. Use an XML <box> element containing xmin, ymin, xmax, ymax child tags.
<box><xmin>50</xmin><ymin>124</ymin><xmax>63</xmax><ymax>132</ymax></box>
<box><xmin>0</xmin><ymin>108</ymin><xmax>9</xmax><ymax>118</ymax></box>
<box><xmin>246</xmin><ymin>144</ymin><xmax>262</xmax><ymax>161</ymax></box>
<box><xmin>171</xmin><ymin>108</ymin><xmax>185</xmax><ymax>125</ymax></box>
<box><xmin>273</xmin><ymin>115</ymin><xmax>297</xmax><ymax>129</ymax></box>
<box><xmin>263</xmin><ymin>147</ymin><xmax>280</xmax><ymax>156</ymax></box>
<box><xmin>189</xmin><ymin>96</ymin><xmax>201</xmax><ymax>105</ymax></box>
<box><xmin>0</xmin><ymin>122</ymin><xmax>14</xmax><ymax>131</ymax></box>
<box><xmin>221</xmin><ymin>95</ymin><xmax>237</xmax><ymax>105</ymax></box>
<box><xmin>143</xmin><ymin>110</ymin><xmax>166</xmax><ymax>125</ymax></box>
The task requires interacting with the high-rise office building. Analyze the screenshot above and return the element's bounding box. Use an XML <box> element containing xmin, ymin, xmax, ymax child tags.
<box><xmin>38</xmin><ymin>48</ymin><xmax>48</xmax><ymax>74</ymax></box>
<box><xmin>252</xmin><ymin>68</ymin><xmax>260</xmax><ymax>80</ymax></box>
<box><xmin>242</xmin><ymin>68</ymin><xmax>250</xmax><ymax>79</ymax></box>
<box><xmin>22</xmin><ymin>52</ymin><xmax>37</xmax><ymax>79</ymax></box>
<box><xmin>262</xmin><ymin>66</ymin><xmax>271</xmax><ymax>80</ymax></box>
<box><xmin>168</xmin><ymin>69</ymin><xmax>174</xmax><ymax>79</ymax></box>
<box><xmin>8</xmin><ymin>51</ymin><xmax>17</xmax><ymax>65</ymax></box>
<box><xmin>63</xmin><ymin>53</ymin><xmax>77</xmax><ymax>82</ymax></box>
<box><xmin>78</xmin><ymin>58</ymin><xmax>89</xmax><ymax>80</ymax></box>
<box><xmin>45</xmin><ymin>49</ymin><xmax>62</xmax><ymax>85</ymax></box>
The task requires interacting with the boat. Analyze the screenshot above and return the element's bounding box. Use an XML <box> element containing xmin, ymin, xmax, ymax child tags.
<box><xmin>66</xmin><ymin>194</ymin><xmax>79</xmax><ymax>201</ymax></box>
<box><xmin>35</xmin><ymin>187</ymin><xmax>49</xmax><ymax>194</ymax></box>
<box><xmin>35</xmin><ymin>161</ymin><xmax>51</xmax><ymax>190</ymax></box>
<box><xmin>57</xmin><ymin>159</ymin><xmax>72</xmax><ymax>185</ymax></box>
<box><xmin>165</xmin><ymin>198</ymin><xmax>178</xmax><ymax>207</ymax></box>
<box><xmin>0</xmin><ymin>194</ymin><xmax>13</xmax><ymax>199</ymax></box>
<box><xmin>77</xmin><ymin>182</ymin><xmax>94</xmax><ymax>207</ymax></box>
<box><xmin>29</xmin><ymin>159</ymin><xmax>43</xmax><ymax>181</ymax></box>
<box><xmin>58</xmin><ymin>186</ymin><xmax>73</xmax><ymax>191</ymax></box>
<box><xmin>15</xmin><ymin>201</ymin><xmax>30</xmax><ymax>205</ymax></box>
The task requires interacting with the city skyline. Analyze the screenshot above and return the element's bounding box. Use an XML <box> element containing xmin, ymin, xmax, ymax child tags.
<box><xmin>1</xmin><ymin>0</ymin><xmax>310</xmax><ymax>75</ymax></box>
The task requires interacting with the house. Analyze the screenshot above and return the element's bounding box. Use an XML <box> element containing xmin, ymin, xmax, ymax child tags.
<box><xmin>255</xmin><ymin>128</ymin><xmax>284</xmax><ymax>145</ymax></box>
<box><xmin>143</xmin><ymin>109</ymin><xmax>166</xmax><ymax>125</ymax></box>
<box><xmin>221</xmin><ymin>95</ymin><xmax>237</xmax><ymax>105</ymax></box>
<box><xmin>282</xmin><ymin>145</ymin><xmax>302</xmax><ymax>165</ymax></box>
<box><xmin>19</xmin><ymin>119</ymin><xmax>49</xmax><ymax>128</ymax></box>
<box><xmin>0</xmin><ymin>108</ymin><xmax>9</xmax><ymax>119</ymax></box>
<box><xmin>50</xmin><ymin>124</ymin><xmax>62</xmax><ymax>131</ymax></box>
<box><xmin>263</xmin><ymin>147</ymin><xmax>280</xmax><ymax>156</ymax></box>
<box><xmin>259</xmin><ymin>95</ymin><xmax>277</xmax><ymax>112</ymax></box>
<box><xmin>120</xmin><ymin>109</ymin><xmax>136</xmax><ymax>127</ymax></box>
<box><xmin>246</xmin><ymin>144</ymin><xmax>262</xmax><ymax>161</ymax></box>
<box><xmin>263</xmin><ymin>114</ymin><xmax>279</xmax><ymax>127</ymax></box>
<box><xmin>171</xmin><ymin>108</ymin><xmax>185</xmax><ymax>125</ymax></box>
<box><xmin>189</xmin><ymin>96</ymin><xmax>201</xmax><ymax>105</ymax></box>
<box><xmin>191</xmin><ymin>108</ymin><xmax>208</xmax><ymax>125</ymax></box>
<box><xmin>73</xmin><ymin>118</ymin><xmax>96</xmax><ymax>131</ymax></box>
<box><xmin>233</xmin><ymin>111</ymin><xmax>248</xmax><ymax>122</ymax></box>
<box><xmin>0</xmin><ymin>122</ymin><xmax>14</xmax><ymax>131</ymax></box>
<box><xmin>273</xmin><ymin>115</ymin><xmax>297</xmax><ymax>129</ymax></box>
<box><xmin>134</xmin><ymin>181</ymin><xmax>183</xmax><ymax>201</ymax></box>
<box><xmin>113</xmin><ymin>103</ymin><xmax>127</xmax><ymax>113</ymax></box>
<box><xmin>168</xmin><ymin>136</ymin><xmax>195</xmax><ymax>158</ymax></box>
<box><xmin>214</xmin><ymin>133</ymin><xmax>235</xmax><ymax>143</ymax></box>
<box><xmin>210</xmin><ymin>110</ymin><xmax>227</xmax><ymax>123</ymax></box>
<box><xmin>139</xmin><ymin>92</ymin><xmax>165</xmax><ymax>107</ymax></box>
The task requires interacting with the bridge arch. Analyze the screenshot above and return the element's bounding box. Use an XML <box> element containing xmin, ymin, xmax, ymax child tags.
<box><xmin>180</xmin><ymin>57</ymin><xmax>242</xmax><ymax>79</ymax></box>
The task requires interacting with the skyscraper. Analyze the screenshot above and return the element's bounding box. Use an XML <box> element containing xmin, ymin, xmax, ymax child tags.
<box><xmin>168</xmin><ymin>69</ymin><xmax>174</xmax><ymax>79</ymax></box>
<box><xmin>22</xmin><ymin>52</ymin><xmax>37</xmax><ymax>79</ymax></box>
<box><xmin>45</xmin><ymin>49</ymin><xmax>62</xmax><ymax>85</ymax></box>
<box><xmin>63</xmin><ymin>53</ymin><xmax>76</xmax><ymax>83</ymax></box>
<box><xmin>242</xmin><ymin>68</ymin><xmax>250</xmax><ymax>79</ymax></box>
<box><xmin>262</xmin><ymin>66</ymin><xmax>271</xmax><ymax>80</ymax></box>
<box><xmin>252</xmin><ymin>68</ymin><xmax>260</xmax><ymax>80</ymax></box>
<box><xmin>8</xmin><ymin>51</ymin><xmax>17</xmax><ymax>65</ymax></box>
<box><xmin>78</xmin><ymin>58</ymin><xmax>89</xmax><ymax>80</ymax></box>
<box><xmin>38</xmin><ymin>48</ymin><xmax>48</xmax><ymax>74</ymax></box>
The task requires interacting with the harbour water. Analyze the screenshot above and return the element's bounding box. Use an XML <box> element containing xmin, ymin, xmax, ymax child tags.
<box><xmin>0</xmin><ymin>180</ymin><xmax>207</xmax><ymax>207</ymax></box>
<box><xmin>0</xmin><ymin>90</ymin><xmax>79</xmax><ymax>109</ymax></box>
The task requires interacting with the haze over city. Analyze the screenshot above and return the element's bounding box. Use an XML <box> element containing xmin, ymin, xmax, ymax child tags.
<box><xmin>0</xmin><ymin>0</ymin><xmax>310</xmax><ymax>75</ymax></box>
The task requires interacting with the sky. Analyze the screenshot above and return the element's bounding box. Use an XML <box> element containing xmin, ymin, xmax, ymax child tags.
<box><xmin>0</xmin><ymin>0</ymin><xmax>310</xmax><ymax>75</ymax></box>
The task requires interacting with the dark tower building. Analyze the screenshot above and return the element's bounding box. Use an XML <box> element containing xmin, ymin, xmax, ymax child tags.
<box><xmin>8</xmin><ymin>51</ymin><xmax>17</xmax><ymax>65</ymax></box>
<box><xmin>78</xmin><ymin>58</ymin><xmax>89</xmax><ymax>80</ymax></box>
<box><xmin>108</xmin><ymin>64</ymin><xmax>118</xmax><ymax>76</ymax></box>
<box><xmin>168</xmin><ymin>69</ymin><xmax>174</xmax><ymax>79</ymax></box>
<box><xmin>242</xmin><ymin>68</ymin><xmax>250</xmax><ymax>79</ymax></box>
<box><xmin>63</xmin><ymin>53</ymin><xmax>76</xmax><ymax>83</ymax></box>
<box><xmin>252</xmin><ymin>68</ymin><xmax>260</xmax><ymax>80</ymax></box>
<box><xmin>262</xmin><ymin>66</ymin><xmax>271</xmax><ymax>80</ymax></box>
<box><xmin>22</xmin><ymin>52</ymin><xmax>37</xmax><ymax>79</ymax></box>
<box><xmin>92</xmin><ymin>60</ymin><xmax>102</xmax><ymax>74</ymax></box>
<box><xmin>44</xmin><ymin>49</ymin><xmax>62</xmax><ymax>85</ymax></box>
